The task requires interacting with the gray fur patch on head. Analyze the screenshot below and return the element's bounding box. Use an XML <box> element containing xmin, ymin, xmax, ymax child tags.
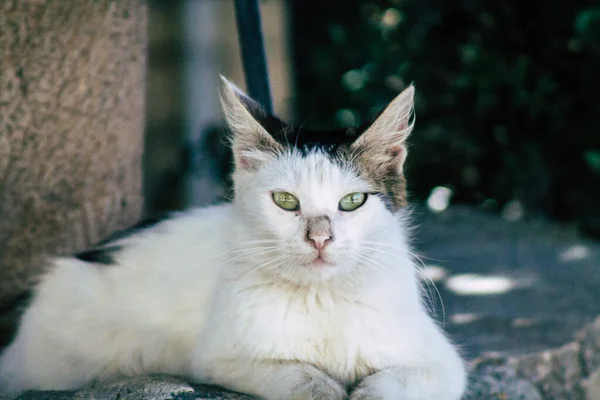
<box><xmin>339</xmin><ymin>145</ymin><xmax>409</xmax><ymax>211</ymax></box>
<box><xmin>347</xmin><ymin>85</ymin><xmax>415</xmax><ymax>211</ymax></box>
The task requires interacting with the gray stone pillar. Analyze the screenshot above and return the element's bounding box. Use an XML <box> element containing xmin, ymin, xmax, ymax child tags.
<box><xmin>0</xmin><ymin>0</ymin><xmax>147</xmax><ymax>343</ymax></box>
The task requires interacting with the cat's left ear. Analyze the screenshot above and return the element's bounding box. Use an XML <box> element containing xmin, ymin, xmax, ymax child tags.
<box><xmin>351</xmin><ymin>85</ymin><xmax>415</xmax><ymax>172</ymax></box>
<box><xmin>219</xmin><ymin>76</ymin><xmax>283</xmax><ymax>171</ymax></box>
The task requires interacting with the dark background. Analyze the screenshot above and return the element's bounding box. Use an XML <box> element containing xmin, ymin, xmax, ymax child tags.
<box><xmin>290</xmin><ymin>0</ymin><xmax>600</xmax><ymax>235</ymax></box>
<box><xmin>146</xmin><ymin>0</ymin><xmax>600</xmax><ymax>237</ymax></box>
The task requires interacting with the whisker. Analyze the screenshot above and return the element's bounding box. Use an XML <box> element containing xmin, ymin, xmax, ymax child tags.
<box><xmin>358</xmin><ymin>245</ymin><xmax>446</xmax><ymax>325</ymax></box>
<box><xmin>214</xmin><ymin>248</ymin><xmax>279</xmax><ymax>271</ymax></box>
<box><xmin>352</xmin><ymin>253</ymin><xmax>395</xmax><ymax>275</ymax></box>
<box><xmin>210</xmin><ymin>246</ymin><xmax>279</xmax><ymax>260</ymax></box>
<box><xmin>210</xmin><ymin>240</ymin><xmax>286</xmax><ymax>258</ymax></box>
<box><xmin>361</xmin><ymin>240</ymin><xmax>454</xmax><ymax>263</ymax></box>
<box><xmin>243</xmin><ymin>254</ymin><xmax>289</xmax><ymax>278</ymax></box>
<box><xmin>409</xmin><ymin>253</ymin><xmax>446</xmax><ymax>326</ymax></box>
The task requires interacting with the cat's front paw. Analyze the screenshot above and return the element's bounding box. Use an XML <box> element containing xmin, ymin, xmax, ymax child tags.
<box><xmin>349</xmin><ymin>385</ymin><xmax>385</xmax><ymax>400</ymax></box>
<box><xmin>291</xmin><ymin>370</ymin><xmax>347</xmax><ymax>400</ymax></box>
<box><xmin>349</xmin><ymin>373</ymin><xmax>395</xmax><ymax>400</ymax></box>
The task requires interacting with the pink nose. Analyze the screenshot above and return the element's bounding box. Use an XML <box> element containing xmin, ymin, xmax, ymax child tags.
<box><xmin>308</xmin><ymin>233</ymin><xmax>332</xmax><ymax>250</ymax></box>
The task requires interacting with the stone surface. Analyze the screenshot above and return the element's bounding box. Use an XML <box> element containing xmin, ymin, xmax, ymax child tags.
<box><xmin>510</xmin><ymin>342</ymin><xmax>585</xmax><ymax>399</ymax></box>
<box><xmin>413</xmin><ymin>206</ymin><xmax>600</xmax><ymax>359</ymax></box>
<box><xmin>75</xmin><ymin>376</ymin><xmax>194</xmax><ymax>400</ymax></box>
<box><xmin>583</xmin><ymin>368</ymin><xmax>600</xmax><ymax>400</ymax></box>
<box><xmin>0</xmin><ymin>0</ymin><xmax>146</xmax><ymax>346</ymax></box>
<box><xmin>464</xmin><ymin>315</ymin><xmax>600</xmax><ymax>400</ymax></box>
<box><xmin>580</xmin><ymin>317</ymin><xmax>600</xmax><ymax>374</ymax></box>
<box><xmin>0</xmin><ymin>376</ymin><xmax>255</xmax><ymax>400</ymax></box>
<box><xmin>465</xmin><ymin>357</ymin><xmax>542</xmax><ymax>400</ymax></box>
<box><xmin>412</xmin><ymin>206</ymin><xmax>600</xmax><ymax>399</ymax></box>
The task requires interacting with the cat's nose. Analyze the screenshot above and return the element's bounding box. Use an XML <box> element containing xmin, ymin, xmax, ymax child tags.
<box><xmin>307</xmin><ymin>233</ymin><xmax>332</xmax><ymax>250</ymax></box>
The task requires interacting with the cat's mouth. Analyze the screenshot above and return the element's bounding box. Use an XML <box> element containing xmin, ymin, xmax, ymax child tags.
<box><xmin>307</xmin><ymin>255</ymin><xmax>334</xmax><ymax>267</ymax></box>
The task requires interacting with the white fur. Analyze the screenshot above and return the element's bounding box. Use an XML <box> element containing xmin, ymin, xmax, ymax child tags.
<box><xmin>0</xmin><ymin>81</ymin><xmax>466</xmax><ymax>399</ymax></box>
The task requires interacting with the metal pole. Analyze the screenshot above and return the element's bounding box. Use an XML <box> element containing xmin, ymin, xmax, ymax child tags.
<box><xmin>234</xmin><ymin>0</ymin><xmax>273</xmax><ymax>113</ymax></box>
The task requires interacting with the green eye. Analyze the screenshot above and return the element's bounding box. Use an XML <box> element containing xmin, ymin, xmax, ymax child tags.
<box><xmin>339</xmin><ymin>192</ymin><xmax>367</xmax><ymax>211</ymax></box>
<box><xmin>272</xmin><ymin>192</ymin><xmax>300</xmax><ymax>211</ymax></box>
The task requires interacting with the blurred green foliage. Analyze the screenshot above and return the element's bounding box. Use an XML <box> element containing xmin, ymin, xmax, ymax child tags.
<box><xmin>291</xmin><ymin>0</ymin><xmax>600</xmax><ymax>233</ymax></box>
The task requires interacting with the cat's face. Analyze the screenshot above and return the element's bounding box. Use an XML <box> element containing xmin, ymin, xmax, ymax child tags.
<box><xmin>221</xmin><ymin>77</ymin><xmax>414</xmax><ymax>284</ymax></box>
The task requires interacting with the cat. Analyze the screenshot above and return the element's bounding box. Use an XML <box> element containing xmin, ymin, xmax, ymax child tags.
<box><xmin>0</xmin><ymin>77</ymin><xmax>466</xmax><ymax>400</ymax></box>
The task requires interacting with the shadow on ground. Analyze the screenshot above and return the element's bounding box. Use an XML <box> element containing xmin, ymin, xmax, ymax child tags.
<box><xmin>412</xmin><ymin>205</ymin><xmax>600</xmax><ymax>360</ymax></box>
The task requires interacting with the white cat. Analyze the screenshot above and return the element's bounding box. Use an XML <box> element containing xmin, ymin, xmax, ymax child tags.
<box><xmin>0</xmin><ymin>77</ymin><xmax>466</xmax><ymax>399</ymax></box>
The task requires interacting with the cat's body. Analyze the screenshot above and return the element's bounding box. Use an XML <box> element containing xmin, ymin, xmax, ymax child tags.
<box><xmin>0</xmin><ymin>78</ymin><xmax>466</xmax><ymax>399</ymax></box>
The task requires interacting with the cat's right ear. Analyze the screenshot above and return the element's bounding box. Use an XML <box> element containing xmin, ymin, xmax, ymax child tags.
<box><xmin>219</xmin><ymin>76</ymin><xmax>283</xmax><ymax>171</ymax></box>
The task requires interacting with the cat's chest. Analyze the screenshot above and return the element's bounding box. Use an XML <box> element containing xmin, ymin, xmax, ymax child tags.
<box><xmin>225</xmin><ymin>284</ymin><xmax>402</xmax><ymax>383</ymax></box>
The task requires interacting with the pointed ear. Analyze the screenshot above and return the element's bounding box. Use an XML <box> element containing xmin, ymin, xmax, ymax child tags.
<box><xmin>351</xmin><ymin>85</ymin><xmax>415</xmax><ymax>172</ymax></box>
<box><xmin>219</xmin><ymin>75</ymin><xmax>283</xmax><ymax>170</ymax></box>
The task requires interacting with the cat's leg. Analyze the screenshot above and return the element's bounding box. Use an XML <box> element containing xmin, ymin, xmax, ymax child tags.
<box><xmin>349</xmin><ymin>364</ymin><xmax>466</xmax><ymax>400</ymax></box>
<box><xmin>0</xmin><ymin>323</ymin><xmax>92</xmax><ymax>394</ymax></box>
<box><xmin>1</xmin><ymin>260</ymin><xmax>118</xmax><ymax>393</ymax></box>
<box><xmin>193</xmin><ymin>359</ymin><xmax>347</xmax><ymax>400</ymax></box>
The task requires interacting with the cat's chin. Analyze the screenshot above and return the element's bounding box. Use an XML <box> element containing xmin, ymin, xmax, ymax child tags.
<box><xmin>305</xmin><ymin>258</ymin><xmax>335</xmax><ymax>268</ymax></box>
<box><xmin>264</xmin><ymin>256</ymin><xmax>342</xmax><ymax>285</ymax></box>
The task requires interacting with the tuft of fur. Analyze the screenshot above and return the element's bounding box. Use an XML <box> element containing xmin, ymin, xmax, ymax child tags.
<box><xmin>0</xmin><ymin>77</ymin><xmax>466</xmax><ymax>400</ymax></box>
<box><xmin>350</xmin><ymin>85</ymin><xmax>415</xmax><ymax>210</ymax></box>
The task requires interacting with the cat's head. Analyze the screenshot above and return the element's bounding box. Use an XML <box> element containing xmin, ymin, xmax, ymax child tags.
<box><xmin>221</xmin><ymin>76</ymin><xmax>414</xmax><ymax>285</ymax></box>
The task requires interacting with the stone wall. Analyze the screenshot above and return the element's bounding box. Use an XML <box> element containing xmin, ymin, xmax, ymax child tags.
<box><xmin>0</xmin><ymin>0</ymin><xmax>147</xmax><ymax>346</ymax></box>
